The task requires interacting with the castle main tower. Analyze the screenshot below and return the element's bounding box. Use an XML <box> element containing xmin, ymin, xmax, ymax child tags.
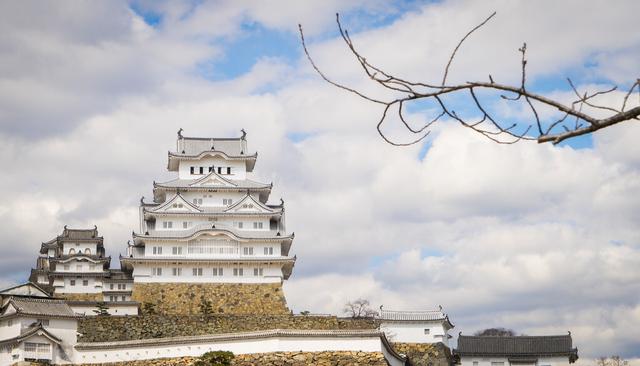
<box><xmin>121</xmin><ymin>130</ymin><xmax>295</xmax><ymax>314</ymax></box>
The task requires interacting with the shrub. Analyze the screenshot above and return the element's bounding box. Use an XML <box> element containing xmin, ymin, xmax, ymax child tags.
<box><xmin>195</xmin><ymin>351</ymin><xmax>235</xmax><ymax>366</ymax></box>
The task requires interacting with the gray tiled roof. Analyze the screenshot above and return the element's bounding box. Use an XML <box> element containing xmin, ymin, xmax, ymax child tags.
<box><xmin>455</xmin><ymin>334</ymin><xmax>578</xmax><ymax>357</ymax></box>
<box><xmin>135</xmin><ymin>223</ymin><xmax>292</xmax><ymax>240</ymax></box>
<box><xmin>144</xmin><ymin>205</ymin><xmax>282</xmax><ymax>215</ymax></box>
<box><xmin>155</xmin><ymin>177</ymin><xmax>271</xmax><ymax>189</ymax></box>
<box><xmin>379</xmin><ymin>309</ymin><xmax>448</xmax><ymax>321</ymax></box>
<box><xmin>177</xmin><ymin>137</ymin><xmax>249</xmax><ymax>156</ymax></box>
<box><xmin>3</xmin><ymin>297</ymin><xmax>78</xmax><ymax>318</ymax></box>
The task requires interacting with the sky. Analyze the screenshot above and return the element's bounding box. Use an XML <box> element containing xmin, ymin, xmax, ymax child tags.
<box><xmin>0</xmin><ymin>0</ymin><xmax>639</xmax><ymax>362</ymax></box>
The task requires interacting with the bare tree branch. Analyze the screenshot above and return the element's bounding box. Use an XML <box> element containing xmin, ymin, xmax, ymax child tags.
<box><xmin>298</xmin><ymin>12</ymin><xmax>640</xmax><ymax>146</ymax></box>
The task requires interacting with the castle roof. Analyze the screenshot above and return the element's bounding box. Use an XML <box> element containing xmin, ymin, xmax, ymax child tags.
<box><xmin>1</xmin><ymin>297</ymin><xmax>79</xmax><ymax>319</ymax></box>
<box><xmin>0</xmin><ymin>323</ymin><xmax>62</xmax><ymax>348</ymax></box>
<box><xmin>132</xmin><ymin>223</ymin><xmax>294</xmax><ymax>242</ymax></box>
<box><xmin>454</xmin><ymin>334</ymin><xmax>578</xmax><ymax>362</ymax></box>
<box><xmin>378</xmin><ymin>308</ymin><xmax>454</xmax><ymax>328</ymax></box>
<box><xmin>168</xmin><ymin>131</ymin><xmax>257</xmax><ymax>171</ymax></box>
<box><xmin>40</xmin><ymin>226</ymin><xmax>104</xmax><ymax>254</ymax></box>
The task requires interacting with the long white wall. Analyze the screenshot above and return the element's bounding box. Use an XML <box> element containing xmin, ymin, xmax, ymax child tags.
<box><xmin>71</xmin><ymin>332</ymin><xmax>403</xmax><ymax>365</ymax></box>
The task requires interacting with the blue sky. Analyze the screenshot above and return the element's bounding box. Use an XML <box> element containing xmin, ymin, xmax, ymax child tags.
<box><xmin>0</xmin><ymin>0</ymin><xmax>639</xmax><ymax>361</ymax></box>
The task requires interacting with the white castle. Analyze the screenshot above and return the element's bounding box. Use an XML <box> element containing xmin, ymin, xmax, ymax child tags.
<box><xmin>0</xmin><ymin>131</ymin><xmax>578</xmax><ymax>365</ymax></box>
<box><xmin>122</xmin><ymin>130</ymin><xmax>295</xmax><ymax>284</ymax></box>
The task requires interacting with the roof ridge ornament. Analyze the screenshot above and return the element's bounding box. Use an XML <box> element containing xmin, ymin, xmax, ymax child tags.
<box><xmin>177</xmin><ymin>128</ymin><xmax>183</xmax><ymax>139</ymax></box>
<box><xmin>241</xmin><ymin>128</ymin><xmax>247</xmax><ymax>140</ymax></box>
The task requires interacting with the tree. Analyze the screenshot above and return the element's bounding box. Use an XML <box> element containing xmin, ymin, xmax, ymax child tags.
<box><xmin>597</xmin><ymin>356</ymin><xmax>629</xmax><ymax>366</ymax></box>
<box><xmin>343</xmin><ymin>298</ymin><xmax>378</xmax><ymax>318</ymax></box>
<box><xmin>199</xmin><ymin>296</ymin><xmax>214</xmax><ymax>315</ymax></box>
<box><xmin>474</xmin><ymin>328</ymin><xmax>516</xmax><ymax>336</ymax></box>
<box><xmin>92</xmin><ymin>302</ymin><xmax>110</xmax><ymax>316</ymax></box>
<box><xmin>299</xmin><ymin>13</ymin><xmax>640</xmax><ymax>145</ymax></box>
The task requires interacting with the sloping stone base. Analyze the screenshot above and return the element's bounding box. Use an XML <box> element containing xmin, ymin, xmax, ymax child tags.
<box><xmin>391</xmin><ymin>342</ymin><xmax>451</xmax><ymax>366</ymax></box>
<box><xmin>131</xmin><ymin>283</ymin><xmax>289</xmax><ymax>315</ymax></box>
<box><xmin>71</xmin><ymin>351</ymin><xmax>389</xmax><ymax>365</ymax></box>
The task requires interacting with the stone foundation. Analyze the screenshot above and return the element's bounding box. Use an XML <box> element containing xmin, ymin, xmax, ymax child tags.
<box><xmin>78</xmin><ymin>315</ymin><xmax>378</xmax><ymax>342</ymax></box>
<box><xmin>131</xmin><ymin>283</ymin><xmax>289</xmax><ymax>315</ymax></box>
<box><xmin>55</xmin><ymin>293</ymin><xmax>103</xmax><ymax>301</ymax></box>
<box><xmin>71</xmin><ymin>351</ymin><xmax>389</xmax><ymax>365</ymax></box>
<box><xmin>391</xmin><ymin>342</ymin><xmax>451</xmax><ymax>366</ymax></box>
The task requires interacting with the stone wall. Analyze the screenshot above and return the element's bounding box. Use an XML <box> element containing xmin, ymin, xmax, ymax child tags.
<box><xmin>78</xmin><ymin>314</ymin><xmax>378</xmax><ymax>342</ymax></box>
<box><xmin>131</xmin><ymin>283</ymin><xmax>289</xmax><ymax>315</ymax></box>
<box><xmin>392</xmin><ymin>342</ymin><xmax>451</xmax><ymax>366</ymax></box>
<box><xmin>56</xmin><ymin>293</ymin><xmax>103</xmax><ymax>301</ymax></box>
<box><xmin>71</xmin><ymin>351</ymin><xmax>390</xmax><ymax>366</ymax></box>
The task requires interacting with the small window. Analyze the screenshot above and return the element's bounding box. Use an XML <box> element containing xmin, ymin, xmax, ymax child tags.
<box><xmin>152</xmin><ymin>267</ymin><xmax>162</xmax><ymax>276</ymax></box>
<box><xmin>253</xmin><ymin>222</ymin><xmax>263</xmax><ymax>229</ymax></box>
<box><xmin>190</xmin><ymin>166</ymin><xmax>195</xmax><ymax>174</ymax></box>
<box><xmin>37</xmin><ymin>319</ymin><xmax>50</xmax><ymax>326</ymax></box>
<box><xmin>82</xmin><ymin>280</ymin><xmax>89</xmax><ymax>286</ymax></box>
<box><xmin>243</xmin><ymin>247</ymin><xmax>254</xmax><ymax>255</ymax></box>
<box><xmin>192</xmin><ymin>268</ymin><xmax>203</xmax><ymax>276</ymax></box>
<box><xmin>233</xmin><ymin>268</ymin><xmax>243</xmax><ymax>276</ymax></box>
<box><xmin>264</xmin><ymin>247</ymin><xmax>274</xmax><ymax>255</ymax></box>
<box><xmin>424</xmin><ymin>329</ymin><xmax>430</xmax><ymax>334</ymax></box>
<box><xmin>226</xmin><ymin>167</ymin><xmax>231</xmax><ymax>175</ymax></box>
<box><xmin>473</xmin><ymin>362</ymin><xmax>478</xmax><ymax>366</ymax></box>
<box><xmin>69</xmin><ymin>248</ymin><xmax>76</xmax><ymax>255</ymax></box>
<box><xmin>121</xmin><ymin>296</ymin><xmax>126</xmax><ymax>301</ymax></box>
<box><xmin>7</xmin><ymin>320</ymin><xmax>13</xmax><ymax>326</ymax></box>
<box><xmin>183</xmin><ymin>222</ymin><xmax>188</xmax><ymax>229</ymax></box>
<box><xmin>163</xmin><ymin>221</ymin><xmax>173</xmax><ymax>229</ymax></box>
<box><xmin>84</xmin><ymin>248</ymin><xmax>91</xmax><ymax>255</ymax></box>
<box><xmin>236</xmin><ymin>222</ymin><xmax>243</xmax><ymax>229</ymax></box>
<box><xmin>110</xmin><ymin>284</ymin><xmax>114</xmax><ymax>290</ymax></box>
<box><xmin>172</xmin><ymin>268</ymin><xmax>182</xmax><ymax>276</ymax></box>
<box><xmin>172</xmin><ymin>246</ymin><xmax>182</xmax><ymax>255</ymax></box>
<box><xmin>70</xmin><ymin>280</ymin><xmax>76</xmax><ymax>286</ymax></box>
<box><xmin>109</xmin><ymin>296</ymin><xmax>114</xmax><ymax>302</ymax></box>
<box><xmin>199</xmin><ymin>166</ymin><xmax>204</xmax><ymax>174</ymax></box>
<box><xmin>209</xmin><ymin>166</ymin><xmax>213</xmax><ymax>172</ymax></box>
<box><xmin>253</xmin><ymin>268</ymin><xmax>263</xmax><ymax>276</ymax></box>
<box><xmin>153</xmin><ymin>246</ymin><xmax>163</xmax><ymax>255</ymax></box>
<box><xmin>223</xmin><ymin>198</ymin><xmax>233</xmax><ymax>206</ymax></box>
<box><xmin>217</xmin><ymin>167</ymin><xmax>222</xmax><ymax>174</ymax></box>
<box><xmin>213</xmin><ymin>267</ymin><xmax>224</xmax><ymax>276</ymax></box>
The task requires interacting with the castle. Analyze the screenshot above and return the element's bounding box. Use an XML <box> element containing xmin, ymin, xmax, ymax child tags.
<box><xmin>0</xmin><ymin>131</ymin><xmax>578</xmax><ymax>365</ymax></box>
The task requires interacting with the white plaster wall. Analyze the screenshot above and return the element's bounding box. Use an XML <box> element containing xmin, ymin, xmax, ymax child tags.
<box><xmin>380</xmin><ymin>321</ymin><xmax>449</xmax><ymax>346</ymax></box>
<box><xmin>178</xmin><ymin>158</ymin><xmax>247</xmax><ymax>180</ymax></box>
<box><xmin>0</xmin><ymin>317</ymin><xmax>21</xmax><ymax>340</ymax></box>
<box><xmin>56</xmin><ymin>277</ymin><xmax>102</xmax><ymax>294</ymax></box>
<box><xmin>460</xmin><ymin>356</ymin><xmax>572</xmax><ymax>366</ymax></box>
<box><xmin>71</xmin><ymin>335</ymin><xmax>385</xmax><ymax>364</ymax></box>
<box><xmin>63</xmin><ymin>243</ymin><xmax>98</xmax><ymax>256</ymax></box>
<box><xmin>180</xmin><ymin>191</ymin><xmax>248</xmax><ymax>208</ymax></box>
<box><xmin>132</xmin><ymin>263</ymin><xmax>283</xmax><ymax>283</ymax></box>
<box><xmin>153</xmin><ymin>216</ymin><xmax>271</xmax><ymax>233</ymax></box>
<box><xmin>141</xmin><ymin>240</ymin><xmax>280</xmax><ymax>259</ymax></box>
<box><xmin>57</xmin><ymin>258</ymin><xmax>104</xmax><ymax>272</ymax></box>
